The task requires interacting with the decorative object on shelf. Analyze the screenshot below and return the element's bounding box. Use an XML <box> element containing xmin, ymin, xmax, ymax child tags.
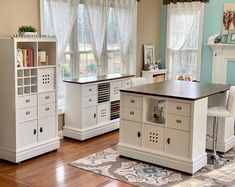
<box><xmin>176</xmin><ymin>75</ymin><xmax>192</xmax><ymax>81</ymax></box>
<box><xmin>222</xmin><ymin>3</ymin><xmax>235</xmax><ymax>43</ymax></box>
<box><xmin>152</xmin><ymin>103</ymin><xmax>165</xmax><ymax>124</ymax></box>
<box><xmin>143</xmin><ymin>44</ymin><xmax>155</xmax><ymax>71</ymax></box>
<box><xmin>38</xmin><ymin>50</ymin><xmax>48</xmax><ymax>66</ymax></box>
<box><xmin>18</xmin><ymin>25</ymin><xmax>38</xmax><ymax>37</ymax></box>
<box><xmin>207</xmin><ymin>34</ymin><xmax>220</xmax><ymax>44</ymax></box>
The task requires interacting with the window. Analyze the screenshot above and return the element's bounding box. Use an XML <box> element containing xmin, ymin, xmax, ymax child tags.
<box><xmin>166</xmin><ymin>2</ymin><xmax>204</xmax><ymax>81</ymax></box>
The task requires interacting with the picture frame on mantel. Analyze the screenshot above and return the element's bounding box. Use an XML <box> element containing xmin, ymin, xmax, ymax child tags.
<box><xmin>227</xmin><ymin>31</ymin><xmax>235</xmax><ymax>44</ymax></box>
<box><xmin>143</xmin><ymin>44</ymin><xmax>155</xmax><ymax>71</ymax></box>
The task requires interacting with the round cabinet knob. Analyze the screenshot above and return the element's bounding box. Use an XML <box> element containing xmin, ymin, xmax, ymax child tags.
<box><xmin>26</xmin><ymin>99</ymin><xmax>30</xmax><ymax>103</ymax></box>
<box><xmin>176</xmin><ymin>106</ymin><xmax>182</xmax><ymax>110</ymax></box>
<box><xmin>45</xmin><ymin>96</ymin><xmax>50</xmax><ymax>99</ymax></box>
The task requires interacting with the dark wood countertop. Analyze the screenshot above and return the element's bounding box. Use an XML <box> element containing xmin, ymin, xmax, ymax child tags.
<box><xmin>120</xmin><ymin>80</ymin><xmax>230</xmax><ymax>101</ymax></box>
<box><xmin>63</xmin><ymin>74</ymin><xmax>135</xmax><ymax>84</ymax></box>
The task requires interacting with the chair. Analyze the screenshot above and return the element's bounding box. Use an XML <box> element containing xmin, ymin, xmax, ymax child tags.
<box><xmin>207</xmin><ymin>86</ymin><xmax>235</xmax><ymax>165</ymax></box>
<box><xmin>130</xmin><ymin>77</ymin><xmax>147</xmax><ymax>87</ymax></box>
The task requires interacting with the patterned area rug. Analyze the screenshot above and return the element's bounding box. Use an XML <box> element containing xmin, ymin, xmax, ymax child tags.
<box><xmin>70</xmin><ymin>147</ymin><xmax>235</xmax><ymax>186</ymax></box>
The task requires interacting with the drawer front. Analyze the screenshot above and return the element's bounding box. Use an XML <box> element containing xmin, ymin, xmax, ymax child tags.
<box><xmin>166</xmin><ymin>128</ymin><xmax>190</xmax><ymax>158</ymax></box>
<box><xmin>168</xmin><ymin>101</ymin><xmax>191</xmax><ymax>116</ymax></box>
<box><xmin>123</xmin><ymin>107</ymin><xmax>142</xmax><ymax>122</ymax></box>
<box><xmin>142</xmin><ymin>124</ymin><xmax>165</xmax><ymax>152</ymax></box>
<box><xmin>38</xmin><ymin>91</ymin><xmax>55</xmax><ymax>105</ymax></box>
<box><xmin>167</xmin><ymin>114</ymin><xmax>190</xmax><ymax>131</ymax></box>
<box><xmin>38</xmin><ymin>103</ymin><xmax>55</xmax><ymax>118</ymax></box>
<box><xmin>17</xmin><ymin>95</ymin><xmax>37</xmax><ymax>109</ymax></box>
<box><xmin>84</xmin><ymin>106</ymin><xmax>97</xmax><ymax>128</ymax></box>
<box><xmin>38</xmin><ymin>116</ymin><xmax>56</xmax><ymax>142</ymax></box>
<box><xmin>17</xmin><ymin>107</ymin><xmax>37</xmax><ymax>123</ymax></box>
<box><xmin>123</xmin><ymin>95</ymin><xmax>142</xmax><ymax>109</ymax></box>
<box><xmin>83</xmin><ymin>85</ymin><xmax>97</xmax><ymax>96</ymax></box>
<box><xmin>121</xmin><ymin>120</ymin><xmax>141</xmax><ymax>147</ymax></box>
<box><xmin>83</xmin><ymin>95</ymin><xmax>97</xmax><ymax>107</ymax></box>
<box><xmin>110</xmin><ymin>81</ymin><xmax>121</xmax><ymax>101</ymax></box>
<box><xmin>122</xmin><ymin>79</ymin><xmax>131</xmax><ymax>89</ymax></box>
<box><xmin>17</xmin><ymin>120</ymin><xmax>37</xmax><ymax>148</ymax></box>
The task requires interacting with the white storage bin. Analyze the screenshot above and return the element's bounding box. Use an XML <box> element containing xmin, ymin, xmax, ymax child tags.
<box><xmin>38</xmin><ymin>68</ymin><xmax>55</xmax><ymax>92</ymax></box>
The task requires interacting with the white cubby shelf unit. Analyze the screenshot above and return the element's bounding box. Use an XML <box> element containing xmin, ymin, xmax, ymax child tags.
<box><xmin>0</xmin><ymin>37</ymin><xmax>60</xmax><ymax>163</ymax></box>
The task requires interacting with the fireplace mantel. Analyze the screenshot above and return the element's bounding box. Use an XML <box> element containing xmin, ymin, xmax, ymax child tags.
<box><xmin>207</xmin><ymin>43</ymin><xmax>235</xmax><ymax>84</ymax></box>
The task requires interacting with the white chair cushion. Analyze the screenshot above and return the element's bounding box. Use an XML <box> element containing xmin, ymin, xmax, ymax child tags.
<box><xmin>207</xmin><ymin>106</ymin><xmax>230</xmax><ymax>117</ymax></box>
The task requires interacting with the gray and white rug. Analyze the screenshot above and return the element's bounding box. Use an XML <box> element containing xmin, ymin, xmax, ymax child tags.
<box><xmin>70</xmin><ymin>147</ymin><xmax>235</xmax><ymax>186</ymax></box>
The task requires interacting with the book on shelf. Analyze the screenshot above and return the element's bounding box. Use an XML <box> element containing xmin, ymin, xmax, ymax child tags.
<box><xmin>17</xmin><ymin>48</ymin><xmax>34</xmax><ymax>68</ymax></box>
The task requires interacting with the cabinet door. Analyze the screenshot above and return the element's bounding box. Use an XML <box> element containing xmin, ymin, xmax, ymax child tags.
<box><xmin>38</xmin><ymin>117</ymin><xmax>56</xmax><ymax>142</ymax></box>
<box><xmin>17</xmin><ymin>120</ymin><xmax>37</xmax><ymax>148</ymax></box>
<box><xmin>120</xmin><ymin>120</ymin><xmax>141</xmax><ymax>147</ymax></box>
<box><xmin>97</xmin><ymin>103</ymin><xmax>110</xmax><ymax>123</ymax></box>
<box><xmin>84</xmin><ymin>106</ymin><xmax>97</xmax><ymax>128</ymax></box>
<box><xmin>166</xmin><ymin>128</ymin><xmax>190</xmax><ymax>158</ymax></box>
<box><xmin>110</xmin><ymin>81</ymin><xmax>121</xmax><ymax>101</ymax></box>
<box><xmin>142</xmin><ymin>124</ymin><xmax>165</xmax><ymax>152</ymax></box>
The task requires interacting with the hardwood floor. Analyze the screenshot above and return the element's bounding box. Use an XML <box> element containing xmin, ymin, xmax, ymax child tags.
<box><xmin>0</xmin><ymin>130</ymin><xmax>133</xmax><ymax>187</ymax></box>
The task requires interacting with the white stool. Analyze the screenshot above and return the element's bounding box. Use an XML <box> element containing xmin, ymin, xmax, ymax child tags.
<box><xmin>130</xmin><ymin>77</ymin><xmax>147</xmax><ymax>87</ymax></box>
<box><xmin>207</xmin><ymin>86</ymin><xmax>235</xmax><ymax>165</ymax></box>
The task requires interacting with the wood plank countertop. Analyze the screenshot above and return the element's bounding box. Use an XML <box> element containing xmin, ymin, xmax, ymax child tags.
<box><xmin>64</xmin><ymin>74</ymin><xmax>135</xmax><ymax>84</ymax></box>
<box><xmin>120</xmin><ymin>80</ymin><xmax>230</xmax><ymax>101</ymax></box>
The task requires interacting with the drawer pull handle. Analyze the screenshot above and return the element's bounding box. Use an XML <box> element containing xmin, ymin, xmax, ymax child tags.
<box><xmin>26</xmin><ymin>111</ymin><xmax>30</xmax><ymax>115</ymax></box>
<box><xmin>26</xmin><ymin>99</ymin><xmax>30</xmax><ymax>103</ymax></box>
<box><xmin>89</xmin><ymin>99</ymin><xmax>92</xmax><ymax>102</ymax></box>
<box><xmin>137</xmin><ymin>131</ymin><xmax>141</xmax><ymax>138</ymax></box>
<box><xmin>167</xmin><ymin>138</ymin><xmax>171</xmax><ymax>144</ymax></box>
<box><xmin>40</xmin><ymin>127</ymin><xmax>43</xmax><ymax>133</ymax></box>
<box><xmin>127</xmin><ymin>82</ymin><xmax>130</xmax><ymax>85</ymax></box>
<box><xmin>176</xmin><ymin>120</ymin><xmax>181</xmax><ymax>123</ymax></box>
<box><xmin>89</xmin><ymin>88</ymin><xmax>92</xmax><ymax>92</ymax></box>
<box><xmin>94</xmin><ymin>113</ymin><xmax>96</xmax><ymax>118</ymax></box>
<box><xmin>45</xmin><ymin>107</ymin><xmax>50</xmax><ymax>111</ymax></box>
<box><xmin>33</xmin><ymin>129</ymin><xmax>37</xmax><ymax>135</ymax></box>
<box><xmin>176</xmin><ymin>106</ymin><xmax>182</xmax><ymax>110</ymax></box>
<box><xmin>45</xmin><ymin>96</ymin><xmax>50</xmax><ymax>99</ymax></box>
<box><xmin>130</xmin><ymin>99</ymin><xmax>135</xmax><ymax>103</ymax></box>
<box><xmin>130</xmin><ymin>111</ymin><xmax>134</xmax><ymax>115</ymax></box>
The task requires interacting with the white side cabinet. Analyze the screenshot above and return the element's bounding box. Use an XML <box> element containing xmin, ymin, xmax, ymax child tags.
<box><xmin>142</xmin><ymin>69</ymin><xmax>168</xmax><ymax>83</ymax></box>
<box><xmin>0</xmin><ymin>37</ymin><xmax>60</xmax><ymax>163</ymax></box>
<box><xmin>63</xmin><ymin>75</ymin><xmax>134</xmax><ymax>140</ymax></box>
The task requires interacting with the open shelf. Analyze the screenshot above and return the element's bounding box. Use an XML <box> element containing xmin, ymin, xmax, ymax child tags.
<box><xmin>143</xmin><ymin>97</ymin><xmax>166</xmax><ymax>125</ymax></box>
<box><xmin>38</xmin><ymin>42</ymin><xmax>56</xmax><ymax>66</ymax></box>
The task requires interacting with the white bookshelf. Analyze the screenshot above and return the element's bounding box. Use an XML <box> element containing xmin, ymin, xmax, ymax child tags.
<box><xmin>0</xmin><ymin>37</ymin><xmax>60</xmax><ymax>163</ymax></box>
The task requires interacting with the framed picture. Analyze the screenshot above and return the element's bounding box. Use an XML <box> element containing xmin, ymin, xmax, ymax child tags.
<box><xmin>227</xmin><ymin>31</ymin><xmax>235</xmax><ymax>44</ymax></box>
<box><xmin>143</xmin><ymin>44</ymin><xmax>155</xmax><ymax>71</ymax></box>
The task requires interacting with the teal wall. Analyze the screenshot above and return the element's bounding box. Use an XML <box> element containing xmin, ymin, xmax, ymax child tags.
<box><xmin>160</xmin><ymin>0</ymin><xmax>235</xmax><ymax>84</ymax></box>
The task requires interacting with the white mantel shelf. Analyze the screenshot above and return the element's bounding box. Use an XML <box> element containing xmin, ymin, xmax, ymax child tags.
<box><xmin>206</xmin><ymin>43</ymin><xmax>235</xmax><ymax>50</ymax></box>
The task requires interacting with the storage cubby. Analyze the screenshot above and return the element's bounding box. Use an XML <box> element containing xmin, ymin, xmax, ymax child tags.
<box><xmin>18</xmin><ymin>87</ymin><xmax>23</xmax><ymax>95</ymax></box>
<box><xmin>17</xmin><ymin>78</ymin><xmax>23</xmax><ymax>86</ymax></box>
<box><xmin>17</xmin><ymin>70</ymin><xmax>23</xmax><ymax>77</ymax></box>
<box><xmin>24</xmin><ymin>69</ymin><xmax>30</xmax><ymax>77</ymax></box>
<box><xmin>143</xmin><ymin>97</ymin><xmax>166</xmax><ymax>125</ymax></box>
<box><xmin>24</xmin><ymin>78</ymin><xmax>30</xmax><ymax>86</ymax></box>
<box><xmin>38</xmin><ymin>67</ymin><xmax>55</xmax><ymax>92</ymax></box>
<box><xmin>24</xmin><ymin>86</ymin><xmax>31</xmax><ymax>94</ymax></box>
<box><xmin>38</xmin><ymin>42</ymin><xmax>56</xmax><ymax>66</ymax></box>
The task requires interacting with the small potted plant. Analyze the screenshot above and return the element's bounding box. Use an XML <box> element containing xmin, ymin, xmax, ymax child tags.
<box><xmin>18</xmin><ymin>25</ymin><xmax>37</xmax><ymax>37</ymax></box>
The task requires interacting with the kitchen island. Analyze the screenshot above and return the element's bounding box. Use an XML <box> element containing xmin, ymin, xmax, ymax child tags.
<box><xmin>117</xmin><ymin>80</ymin><xmax>230</xmax><ymax>174</ymax></box>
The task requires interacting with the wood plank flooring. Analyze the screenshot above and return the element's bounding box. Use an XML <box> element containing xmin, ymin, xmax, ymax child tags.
<box><xmin>0</xmin><ymin>130</ymin><xmax>133</xmax><ymax>187</ymax></box>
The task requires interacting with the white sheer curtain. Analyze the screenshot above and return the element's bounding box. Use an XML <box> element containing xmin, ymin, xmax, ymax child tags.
<box><xmin>113</xmin><ymin>0</ymin><xmax>137</xmax><ymax>74</ymax></box>
<box><xmin>166</xmin><ymin>2</ymin><xmax>204</xmax><ymax>80</ymax></box>
<box><xmin>84</xmin><ymin>0</ymin><xmax>109</xmax><ymax>75</ymax></box>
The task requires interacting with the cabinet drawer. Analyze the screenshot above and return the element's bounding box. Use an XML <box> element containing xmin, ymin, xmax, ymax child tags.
<box><xmin>142</xmin><ymin>124</ymin><xmax>165</xmax><ymax>152</ymax></box>
<box><xmin>122</xmin><ymin>79</ymin><xmax>131</xmax><ymax>89</ymax></box>
<box><xmin>83</xmin><ymin>85</ymin><xmax>97</xmax><ymax>96</ymax></box>
<box><xmin>17</xmin><ymin>120</ymin><xmax>37</xmax><ymax>148</ymax></box>
<box><xmin>123</xmin><ymin>107</ymin><xmax>142</xmax><ymax>122</ymax></box>
<box><xmin>121</xmin><ymin>120</ymin><xmax>141</xmax><ymax>147</ymax></box>
<box><xmin>167</xmin><ymin>114</ymin><xmax>190</xmax><ymax>131</ymax></box>
<box><xmin>38</xmin><ymin>116</ymin><xmax>56</xmax><ymax>142</ymax></box>
<box><xmin>17</xmin><ymin>107</ymin><xmax>37</xmax><ymax>123</ymax></box>
<box><xmin>166</xmin><ymin>128</ymin><xmax>190</xmax><ymax>158</ymax></box>
<box><xmin>38</xmin><ymin>103</ymin><xmax>55</xmax><ymax>118</ymax></box>
<box><xmin>123</xmin><ymin>95</ymin><xmax>142</xmax><ymax>109</ymax></box>
<box><xmin>16</xmin><ymin>95</ymin><xmax>37</xmax><ymax>109</ymax></box>
<box><xmin>168</xmin><ymin>101</ymin><xmax>191</xmax><ymax>116</ymax></box>
<box><xmin>38</xmin><ymin>91</ymin><xmax>55</xmax><ymax>105</ymax></box>
<box><xmin>83</xmin><ymin>95</ymin><xmax>97</xmax><ymax>107</ymax></box>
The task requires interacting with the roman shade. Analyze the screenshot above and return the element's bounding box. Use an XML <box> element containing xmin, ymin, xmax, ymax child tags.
<box><xmin>163</xmin><ymin>0</ymin><xmax>209</xmax><ymax>4</ymax></box>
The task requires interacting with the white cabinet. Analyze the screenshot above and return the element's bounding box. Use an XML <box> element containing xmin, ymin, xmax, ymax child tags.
<box><xmin>63</xmin><ymin>75</ymin><xmax>134</xmax><ymax>140</ymax></box>
<box><xmin>0</xmin><ymin>38</ymin><xmax>59</xmax><ymax>163</ymax></box>
<box><xmin>142</xmin><ymin>69</ymin><xmax>168</xmax><ymax>83</ymax></box>
<box><xmin>118</xmin><ymin>92</ymin><xmax>208</xmax><ymax>174</ymax></box>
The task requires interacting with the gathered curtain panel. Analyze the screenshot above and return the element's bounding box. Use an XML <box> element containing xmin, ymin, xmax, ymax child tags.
<box><xmin>166</xmin><ymin>2</ymin><xmax>204</xmax><ymax>80</ymax></box>
<box><xmin>163</xmin><ymin>0</ymin><xmax>208</xmax><ymax>4</ymax></box>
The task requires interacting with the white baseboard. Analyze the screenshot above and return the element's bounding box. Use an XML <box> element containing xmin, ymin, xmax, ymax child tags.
<box><xmin>58</xmin><ymin>130</ymin><xmax>64</xmax><ymax>139</ymax></box>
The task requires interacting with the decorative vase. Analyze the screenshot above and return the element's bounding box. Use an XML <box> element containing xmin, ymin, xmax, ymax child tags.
<box><xmin>19</xmin><ymin>32</ymin><xmax>38</xmax><ymax>37</ymax></box>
